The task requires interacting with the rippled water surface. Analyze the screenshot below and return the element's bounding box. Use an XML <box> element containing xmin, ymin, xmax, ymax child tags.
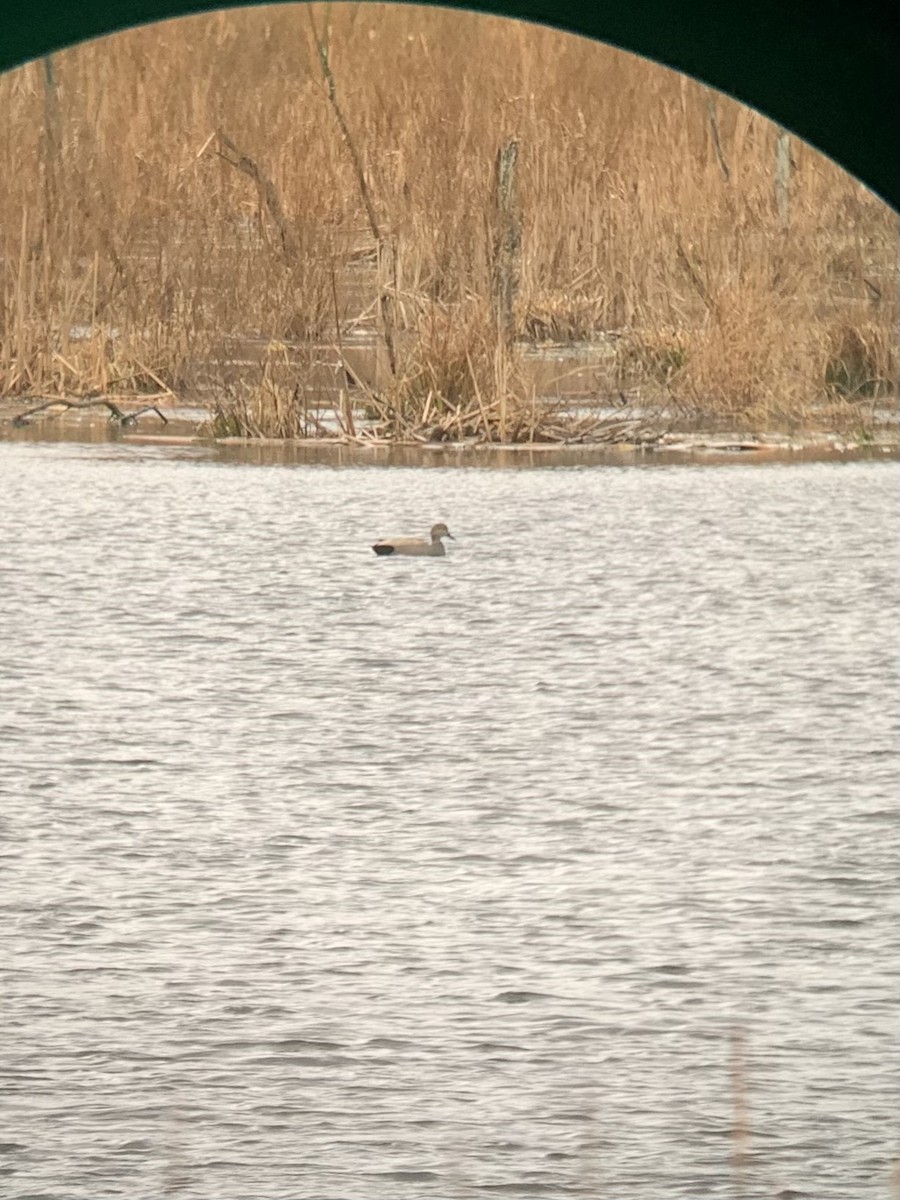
<box><xmin>1</xmin><ymin>441</ymin><xmax>897</xmax><ymax>1199</ymax></box>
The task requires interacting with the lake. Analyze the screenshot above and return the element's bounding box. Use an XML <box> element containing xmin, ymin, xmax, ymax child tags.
<box><xmin>0</xmin><ymin>439</ymin><xmax>897</xmax><ymax>1198</ymax></box>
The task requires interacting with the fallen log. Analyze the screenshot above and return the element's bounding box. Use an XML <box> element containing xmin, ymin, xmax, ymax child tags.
<box><xmin>11</xmin><ymin>397</ymin><xmax>169</xmax><ymax>428</ymax></box>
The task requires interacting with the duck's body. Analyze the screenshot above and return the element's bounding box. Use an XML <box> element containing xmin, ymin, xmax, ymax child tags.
<box><xmin>372</xmin><ymin>522</ymin><xmax>454</xmax><ymax>557</ymax></box>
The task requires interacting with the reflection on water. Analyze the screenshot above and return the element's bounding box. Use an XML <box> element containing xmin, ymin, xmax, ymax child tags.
<box><xmin>2</xmin><ymin>413</ymin><xmax>896</xmax><ymax>472</ymax></box>
<box><xmin>0</xmin><ymin>441</ymin><xmax>897</xmax><ymax>1198</ymax></box>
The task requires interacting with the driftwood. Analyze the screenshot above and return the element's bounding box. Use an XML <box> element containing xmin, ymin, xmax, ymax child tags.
<box><xmin>11</xmin><ymin>397</ymin><xmax>169</xmax><ymax>428</ymax></box>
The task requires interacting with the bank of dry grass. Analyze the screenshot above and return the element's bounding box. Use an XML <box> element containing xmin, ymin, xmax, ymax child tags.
<box><xmin>0</xmin><ymin>3</ymin><xmax>897</xmax><ymax>440</ymax></box>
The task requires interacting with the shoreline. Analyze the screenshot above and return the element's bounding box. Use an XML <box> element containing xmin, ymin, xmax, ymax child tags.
<box><xmin>2</xmin><ymin>415</ymin><xmax>896</xmax><ymax>469</ymax></box>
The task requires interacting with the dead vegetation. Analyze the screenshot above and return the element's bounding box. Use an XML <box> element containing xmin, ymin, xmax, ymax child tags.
<box><xmin>0</xmin><ymin>3</ymin><xmax>896</xmax><ymax>443</ymax></box>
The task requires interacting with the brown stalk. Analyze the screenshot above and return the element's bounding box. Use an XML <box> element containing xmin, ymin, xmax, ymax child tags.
<box><xmin>213</xmin><ymin>131</ymin><xmax>297</xmax><ymax>261</ymax></box>
<box><xmin>134</xmin><ymin>358</ymin><xmax>178</xmax><ymax>401</ymax></box>
<box><xmin>465</xmin><ymin>350</ymin><xmax>494</xmax><ymax>441</ymax></box>
<box><xmin>706</xmin><ymin>93</ymin><xmax>731</xmax><ymax>183</ymax></box>
<box><xmin>307</xmin><ymin>5</ymin><xmax>398</xmax><ymax>377</ymax></box>
<box><xmin>329</xmin><ymin>264</ymin><xmax>355</xmax><ymax>437</ymax></box>
<box><xmin>675</xmin><ymin>234</ymin><xmax>718</xmax><ymax>318</ymax></box>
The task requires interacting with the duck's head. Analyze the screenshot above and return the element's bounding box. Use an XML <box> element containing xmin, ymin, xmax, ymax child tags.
<box><xmin>431</xmin><ymin>523</ymin><xmax>454</xmax><ymax>542</ymax></box>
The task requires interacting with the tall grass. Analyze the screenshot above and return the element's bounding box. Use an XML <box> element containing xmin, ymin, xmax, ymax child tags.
<box><xmin>0</xmin><ymin>3</ymin><xmax>896</xmax><ymax>438</ymax></box>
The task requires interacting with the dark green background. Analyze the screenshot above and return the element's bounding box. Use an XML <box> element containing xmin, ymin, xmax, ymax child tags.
<box><xmin>2</xmin><ymin>0</ymin><xmax>898</xmax><ymax>208</ymax></box>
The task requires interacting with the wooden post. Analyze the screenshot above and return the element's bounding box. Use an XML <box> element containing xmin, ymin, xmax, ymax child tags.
<box><xmin>775</xmin><ymin>129</ymin><xmax>791</xmax><ymax>230</ymax></box>
<box><xmin>492</xmin><ymin>139</ymin><xmax>521</xmax><ymax>346</ymax></box>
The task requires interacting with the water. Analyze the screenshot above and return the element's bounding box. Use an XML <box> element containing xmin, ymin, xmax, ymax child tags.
<box><xmin>0</xmin><ymin>440</ymin><xmax>896</xmax><ymax>1199</ymax></box>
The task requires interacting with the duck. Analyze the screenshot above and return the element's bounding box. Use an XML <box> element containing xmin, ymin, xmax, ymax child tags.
<box><xmin>372</xmin><ymin>522</ymin><xmax>454</xmax><ymax>557</ymax></box>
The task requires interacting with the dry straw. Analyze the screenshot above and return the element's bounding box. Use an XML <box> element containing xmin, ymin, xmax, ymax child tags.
<box><xmin>1</xmin><ymin>4</ymin><xmax>896</xmax><ymax>440</ymax></box>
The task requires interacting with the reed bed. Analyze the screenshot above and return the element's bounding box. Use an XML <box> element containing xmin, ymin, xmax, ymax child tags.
<box><xmin>0</xmin><ymin>3</ymin><xmax>896</xmax><ymax>441</ymax></box>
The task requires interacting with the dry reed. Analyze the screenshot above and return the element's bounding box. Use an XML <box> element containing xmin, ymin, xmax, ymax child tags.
<box><xmin>0</xmin><ymin>4</ymin><xmax>896</xmax><ymax>441</ymax></box>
